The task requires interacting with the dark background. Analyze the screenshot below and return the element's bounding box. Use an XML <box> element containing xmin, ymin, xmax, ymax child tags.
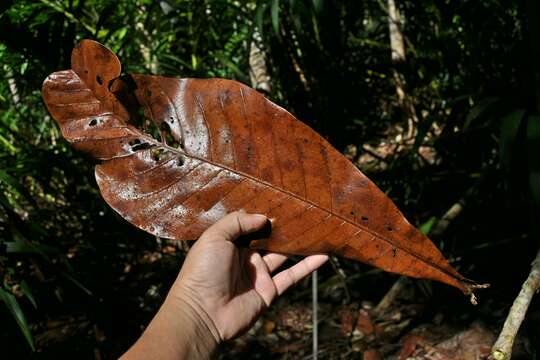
<box><xmin>1</xmin><ymin>0</ymin><xmax>539</xmax><ymax>358</ymax></box>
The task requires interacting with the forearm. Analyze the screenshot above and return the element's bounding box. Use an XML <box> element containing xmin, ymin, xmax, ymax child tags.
<box><xmin>121</xmin><ymin>294</ymin><xmax>220</xmax><ymax>360</ymax></box>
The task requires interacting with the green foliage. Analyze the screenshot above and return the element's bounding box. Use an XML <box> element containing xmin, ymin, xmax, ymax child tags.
<box><xmin>0</xmin><ymin>287</ymin><xmax>35</xmax><ymax>350</ymax></box>
<box><xmin>0</xmin><ymin>0</ymin><xmax>539</xmax><ymax>356</ymax></box>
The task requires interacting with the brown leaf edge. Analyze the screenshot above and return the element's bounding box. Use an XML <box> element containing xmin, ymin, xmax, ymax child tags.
<box><xmin>42</xmin><ymin>40</ymin><xmax>489</xmax><ymax>304</ymax></box>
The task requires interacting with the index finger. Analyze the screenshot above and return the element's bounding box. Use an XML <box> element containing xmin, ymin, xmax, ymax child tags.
<box><xmin>272</xmin><ymin>254</ymin><xmax>329</xmax><ymax>296</ymax></box>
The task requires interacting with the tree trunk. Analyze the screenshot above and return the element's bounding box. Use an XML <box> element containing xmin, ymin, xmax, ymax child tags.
<box><xmin>249</xmin><ymin>30</ymin><xmax>271</xmax><ymax>94</ymax></box>
<box><xmin>6</xmin><ymin>68</ymin><xmax>20</xmax><ymax>107</ymax></box>
<box><xmin>387</xmin><ymin>0</ymin><xmax>419</xmax><ymax>140</ymax></box>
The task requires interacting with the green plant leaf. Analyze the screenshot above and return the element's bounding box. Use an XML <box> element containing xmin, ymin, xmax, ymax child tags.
<box><xmin>5</xmin><ymin>237</ymin><xmax>58</xmax><ymax>256</ymax></box>
<box><xmin>161</xmin><ymin>54</ymin><xmax>192</xmax><ymax>69</ymax></box>
<box><xmin>254</xmin><ymin>3</ymin><xmax>267</xmax><ymax>35</ymax></box>
<box><xmin>59</xmin><ymin>267</ymin><xmax>93</xmax><ymax>296</ymax></box>
<box><xmin>420</xmin><ymin>216</ymin><xmax>438</xmax><ymax>235</ymax></box>
<box><xmin>464</xmin><ymin>97</ymin><xmax>500</xmax><ymax>130</ymax></box>
<box><xmin>20</xmin><ymin>61</ymin><xmax>28</xmax><ymax>75</ymax></box>
<box><xmin>271</xmin><ymin>0</ymin><xmax>280</xmax><ymax>38</ymax></box>
<box><xmin>214</xmin><ymin>51</ymin><xmax>250</xmax><ymax>84</ymax></box>
<box><xmin>312</xmin><ymin>0</ymin><xmax>323</xmax><ymax>12</ymax></box>
<box><xmin>20</xmin><ymin>281</ymin><xmax>37</xmax><ymax>309</ymax></box>
<box><xmin>0</xmin><ymin>169</ymin><xmax>34</xmax><ymax>205</ymax></box>
<box><xmin>0</xmin><ymin>133</ymin><xmax>18</xmax><ymax>153</ymax></box>
<box><xmin>413</xmin><ymin>114</ymin><xmax>435</xmax><ymax>152</ymax></box>
<box><xmin>499</xmin><ymin>109</ymin><xmax>526</xmax><ymax>170</ymax></box>
<box><xmin>0</xmin><ymin>287</ymin><xmax>35</xmax><ymax>351</ymax></box>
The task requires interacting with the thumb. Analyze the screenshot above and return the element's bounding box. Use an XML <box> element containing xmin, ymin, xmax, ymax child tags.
<box><xmin>199</xmin><ymin>211</ymin><xmax>268</xmax><ymax>243</ymax></box>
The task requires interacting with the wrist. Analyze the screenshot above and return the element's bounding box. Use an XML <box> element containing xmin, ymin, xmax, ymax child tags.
<box><xmin>163</xmin><ymin>291</ymin><xmax>221</xmax><ymax>358</ymax></box>
<box><xmin>122</xmin><ymin>288</ymin><xmax>220</xmax><ymax>360</ymax></box>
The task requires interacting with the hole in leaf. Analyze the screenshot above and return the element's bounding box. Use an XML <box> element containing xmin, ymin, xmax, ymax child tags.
<box><xmin>350</xmin><ymin>211</ymin><xmax>355</xmax><ymax>216</ymax></box>
<box><xmin>96</xmin><ymin>75</ymin><xmax>103</xmax><ymax>85</ymax></box>
<box><xmin>177</xmin><ymin>156</ymin><xmax>185</xmax><ymax>167</ymax></box>
<box><xmin>163</xmin><ymin>131</ymin><xmax>183</xmax><ymax>149</ymax></box>
<box><xmin>169</xmin><ymin>116</ymin><xmax>175</xmax><ymax>123</ymax></box>
<box><xmin>145</xmin><ymin>119</ymin><xmax>161</xmax><ymax>140</ymax></box>
<box><xmin>387</xmin><ymin>226</ymin><xmax>393</xmax><ymax>232</ymax></box>
<box><xmin>146</xmin><ymin>89</ymin><xmax>152</xmax><ymax>97</ymax></box>
<box><xmin>151</xmin><ymin>148</ymin><xmax>165</xmax><ymax>162</ymax></box>
<box><xmin>129</xmin><ymin>139</ymin><xmax>141</xmax><ymax>146</ymax></box>
<box><xmin>361</xmin><ymin>216</ymin><xmax>369</xmax><ymax>221</ymax></box>
<box><xmin>89</xmin><ymin>119</ymin><xmax>98</xmax><ymax>126</ymax></box>
<box><xmin>121</xmin><ymin>101</ymin><xmax>146</xmax><ymax>129</ymax></box>
<box><xmin>131</xmin><ymin>142</ymin><xmax>154</xmax><ymax>152</ymax></box>
<box><xmin>160</xmin><ymin>122</ymin><xmax>169</xmax><ymax>132</ymax></box>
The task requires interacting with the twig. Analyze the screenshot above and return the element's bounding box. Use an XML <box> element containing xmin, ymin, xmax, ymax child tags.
<box><xmin>490</xmin><ymin>248</ymin><xmax>540</xmax><ymax>360</ymax></box>
<box><xmin>312</xmin><ymin>270</ymin><xmax>318</xmax><ymax>360</ymax></box>
<box><xmin>373</xmin><ymin>276</ymin><xmax>410</xmax><ymax>317</ymax></box>
<box><xmin>429</xmin><ymin>198</ymin><xmax>466</xmax><ymax>238</ymax></box>
<box><xmin>329</xmin><ymin>256</ymin><xmax>351</xmax><ymax>303</ymax></box>
<box><xmin>492</xmin><ymin>0</ymin><xmax>540</xmax><ymax>354</ymax></box>
<box><xmin>361</xmin><ymin>144</ymin><xmax>388</xmax><ymax>163</ymax></box>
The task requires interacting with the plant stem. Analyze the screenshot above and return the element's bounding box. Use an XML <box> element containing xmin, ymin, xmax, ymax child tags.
<box><xmin>490</xmin><ymin>248</ymin><xmax>540</xmax><ymax>360</ymax></box>
<box><xmin>312</xmin><ymin>270</ymin><xmax>318</xmax><ymax>360</ymax></box>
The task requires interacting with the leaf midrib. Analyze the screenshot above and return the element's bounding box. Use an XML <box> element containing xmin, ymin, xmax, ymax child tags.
<box><xmin>48</xmin><ymin>68</ymin><xmax>461</xmax><ymax>283</ymax></box>
<box><xmin>122</xmin><ymin>127</ymin><xmax>461</xmax><ymax>282</ymax></box>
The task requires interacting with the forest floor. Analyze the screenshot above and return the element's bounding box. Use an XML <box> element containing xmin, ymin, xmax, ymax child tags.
<box><xmin>4</xmin><ymin>132</ymin><xmax>539</xmax><ymax>359</ymax></box>
<box><xmin>18</xmin><ymin>238</ymin><xmax>538</xmax><ymax>360</ymax></box>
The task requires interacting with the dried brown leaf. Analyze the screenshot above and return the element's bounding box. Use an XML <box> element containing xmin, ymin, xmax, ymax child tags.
<box><xmin>42</xmin><ymin>40</ymin><xmax>485</xmax><ymax>298</ymax></box>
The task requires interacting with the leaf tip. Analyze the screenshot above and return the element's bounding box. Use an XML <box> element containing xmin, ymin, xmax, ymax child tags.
<box><xmin>464</xmin><ymin>282</ymin><xmax>490</xmax><ymax>305</ymax></box>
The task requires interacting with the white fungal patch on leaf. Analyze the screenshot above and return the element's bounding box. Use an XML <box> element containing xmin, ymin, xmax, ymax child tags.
<box><xmin>198</xmin><ymin>201</ymin><xmax>227</xmax><ymax>223</ymax></box>
<box><xmin>170</xmin><ymin>205</ymin><xmax>188</xmax><ymax>218</ymax></box>
<box><xmin>114</xmin><ymin>181</ymin><xmax>140</xmax><ymax>201</ymax></box>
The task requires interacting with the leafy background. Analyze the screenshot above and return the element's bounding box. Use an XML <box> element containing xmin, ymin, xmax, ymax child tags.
<box><xmin>1</xmin><ymin>0</ymin><xmax>539</xmax><ymax>358</ymax></box>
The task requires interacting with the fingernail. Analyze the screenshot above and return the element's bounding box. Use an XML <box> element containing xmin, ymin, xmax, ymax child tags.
<box><xmin>252</xmin><ymin>214</ymin><xmax>267</xmax><ymax>221</ymax></box>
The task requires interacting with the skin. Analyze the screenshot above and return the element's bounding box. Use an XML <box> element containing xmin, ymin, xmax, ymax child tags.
<box><xmin>121</xmin><ymin>211</ymin><xmax>329</xmax><ymax>359</ymax></box>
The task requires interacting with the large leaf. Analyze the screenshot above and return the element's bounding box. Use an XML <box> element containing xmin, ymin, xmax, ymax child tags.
<box><xmin>42</xmin><ymin>40</ymin><xmax>485</xmax><ymax>300</ymax></box>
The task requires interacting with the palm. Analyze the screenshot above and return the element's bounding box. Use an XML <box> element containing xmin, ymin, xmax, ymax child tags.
<box><xmin>174</xmin><ymin>212</ymin><xmax>328</xmax><ymax>341</ymax></box>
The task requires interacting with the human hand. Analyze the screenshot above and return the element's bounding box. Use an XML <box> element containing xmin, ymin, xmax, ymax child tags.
<box><xmin>170</xmin><ymin>211</ymin><xmax>329</xmax><ymax>342</ymax></box>
<box><xmin>121</xmin><ymin>212</ymin><xmax>328</xmax><ymax>360</ymax></box>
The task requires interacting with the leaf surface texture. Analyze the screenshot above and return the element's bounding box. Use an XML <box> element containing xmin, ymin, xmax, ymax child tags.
<box><xmin>42</xmin><ymin>40</ymin><xmax>483</xmax><ymax>297</ymax></box>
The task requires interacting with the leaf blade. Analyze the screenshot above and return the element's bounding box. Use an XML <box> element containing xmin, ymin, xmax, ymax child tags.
<box><xmin>0</xmin><ymin>287</ymin><xmax>35</xmax><ymax>351</ymax></box>
<box><xmin>42</xmin><ymin>40</ymin><xmax>485</xmax><ymax>298</ymax></box>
